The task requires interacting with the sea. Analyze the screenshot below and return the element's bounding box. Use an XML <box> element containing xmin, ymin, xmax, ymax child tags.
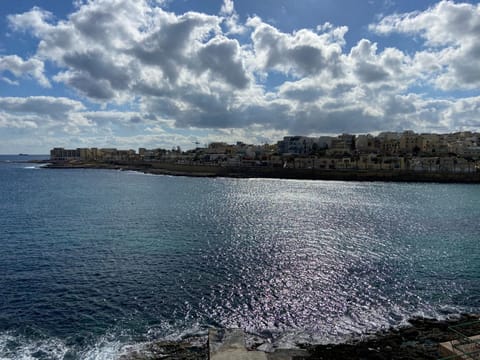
<box><xmin>0</xmin><ymin>155</ymin><xmax>479</xmax><ymax>359</ymax></box>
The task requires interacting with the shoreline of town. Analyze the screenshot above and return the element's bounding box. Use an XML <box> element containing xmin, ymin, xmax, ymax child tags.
<box><xmin>44</xmin><ymin>160</ymin><xmax>480</xmax><ymax>183</ymax></box>
<box><xmin>47</xmin><ymin>131</ymin><xmax>480</xmax><ymax>182</ymax></box>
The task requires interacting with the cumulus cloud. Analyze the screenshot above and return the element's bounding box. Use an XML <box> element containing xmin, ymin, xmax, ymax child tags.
<box><xmin>220</xmin><ymin>0</ymin><xmax>246</xmax><ymax>35</ymax></box>
<box><xmin>0</xmin><ymin>55</ymin><xmax>50</xmax><ymax>87</ymax></box>
<box><xmin>7</xmin><ymin>6</ymin><xmax>53</xmax><ymax>36</ymax></box>
<box><xmin>131</xmin><ymin>10</ymin><xmax>223</xmax><ymax>86</ymax></box>
<box><xmin>371</xmin><ymin>0</ymin><xmax>480</xmax><ymax>90</ymax></box>
<box><xmin>220</xmin><ymin>0</ymin><xmax>234</xmax><ymax>16</ymax></box>
<box><xmin>197</xmin><ymin>36</ymin><xmax>250</xmax><ymax>88</ymax></box>
<box><xmin>371</xmin><ymin>1</ymin><xmax>480</xmax><ymax>46</ymax></box>
<box><xmin>6</xmin><ymin>0</ymin><xmax>354</xmax><ymax>135</ymax></box>
<box><xmin>79</xmin><ymin>110</ymin><xmax>152</xmax><ymax>128</ymax></box>
<box><xmin>0</xmin><ymin>96</ymin><xmax>164</xmax><ymax>152</ymax></box>
<box><xmin>3</xmin><ymin>0</ymin><xmax>480</xmax><ymax>152</ymax></box>
<box><xmin>0</xmin><ymin>96</ymin><xmax>84</xmax><ymax>117</ymax></box>
<box><xmin>0</xmin><ymin>96</ymin><xmax>90</xmax><ymax>142</ymax></box>
<box><xmin>348</xmin><ymin>39</ymin><xmax>413</xmax><ymax>87</ymax></box>
<box><xmin>247</xmin><ymin>16</ymin><xmax>344</xmax><ymax>78</ymax></box>
<box><xmin>53</xmin><ymin>48</ymin><xmax>133</xmax><ymax>100</ymax></box>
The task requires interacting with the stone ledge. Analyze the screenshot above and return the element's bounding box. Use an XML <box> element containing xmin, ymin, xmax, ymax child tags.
<box><xmin>439</xmin><ymin>334</ymin><xmax>480</xmax><ymax>359</ymax></box>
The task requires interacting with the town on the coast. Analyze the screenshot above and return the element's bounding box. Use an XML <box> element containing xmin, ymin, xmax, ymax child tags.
<box><xmin>51</xmin><ymin>130</ymin><xmax>480</xmax><ymax>174</ymax></box>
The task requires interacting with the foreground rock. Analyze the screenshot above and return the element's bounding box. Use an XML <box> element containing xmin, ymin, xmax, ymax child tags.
<box><xmin>120</xmin><ymin>314</ymin><xmax>480</xmax><ymax>359</ymax></box>
<box><xmin>119</xmin><ymin>335</ymin><xmax>208</xmax><ymax>360</ymax></box>
<box><xmin>303</xmin><ymin>314</ymin><xmax>480</xmax><ymax>359</ymax></box>
<box><xmin>209</xmin><ymin>328</ymin><xmax>309</xmax><ymax>360</ymax></box>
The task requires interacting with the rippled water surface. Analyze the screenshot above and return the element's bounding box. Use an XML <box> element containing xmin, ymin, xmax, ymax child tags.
<box><xmin>0</xmin><ymin>157</ymin><xmax>479</xmax><ymax>358</ymax></box>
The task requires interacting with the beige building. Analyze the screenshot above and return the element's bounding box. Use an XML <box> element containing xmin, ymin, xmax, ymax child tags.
<box><xmin>356</xmin><ymin>134</ymin><xmax>377</xmax><ymax>153</ymax></box>
<box><xmin>399</xmin><ymin>131</ymin><xmax>422</xmax><ymax>154</ymax></box>
<box><xmin>420</xmin><ymin>134</ymin><xmax>441</xmax><ymax>154</ymax></box>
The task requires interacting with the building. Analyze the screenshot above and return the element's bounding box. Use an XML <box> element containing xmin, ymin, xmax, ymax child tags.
<box><xmin>356</xmin><ymin>134</ymin><xmax>377</xmax><ymax>153</ymax></box>
<box><xmin>277</xmin><ymin>136</ymin><xmax>314</xmax><ymax>155</ymax></box>
<box><xmin>50</xmin><ymin>148</ymin><xmax>80</xmax><ymax>161</ymax></box>
<box><xmin>399</xmin><ymin>131</ymin><xmax>422</xmax><ymax>154</ymax></box>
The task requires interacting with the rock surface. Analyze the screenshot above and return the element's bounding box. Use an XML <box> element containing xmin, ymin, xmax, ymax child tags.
<box><xmin>303</xmin><ymin>314</ymin><xmax>480</xmax><ymax>359</ymax></box>
<box><xmin>120</xmin><ymin>314</ymin><xmax>480</xmax><ymax>359</ymax></box>
<box><xmin>209</xmin><ymin>328</ymin><xmax>268</xmax><ymax>360</ymax></box>
<box><xmin>120</xmin><ymin>336</ymin><xmax>208</xmax><ymax>360</ymax></box>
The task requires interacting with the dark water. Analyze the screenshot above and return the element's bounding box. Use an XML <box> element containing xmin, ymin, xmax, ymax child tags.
<box><xmin>0</xmin><ymin>157</ymin><xmax>479</xmax><ymax>358</ymax></box>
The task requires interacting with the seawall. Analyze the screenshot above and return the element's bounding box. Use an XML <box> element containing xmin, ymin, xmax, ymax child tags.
<box><xmin>46</xmin><ymin>160</ymin><xmax>480</xmax><ymax>183</ymax></box>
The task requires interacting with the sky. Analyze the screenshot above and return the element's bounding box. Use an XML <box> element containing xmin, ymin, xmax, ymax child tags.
<box><xmin>1</xmin><ymin>0</ymin><xmax>480</xmax><ymax>153</ymax></box>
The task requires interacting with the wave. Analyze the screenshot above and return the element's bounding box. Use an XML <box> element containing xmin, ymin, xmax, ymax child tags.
<box><xmin>0</xmin><ymin>321</ymin><xmax>207</xmax><ymax>360</ymax></box>
<box><xmin>123</xmin><ymin>170</ymin><xmax>156</xmax><ymax>176</ymax></box>
<box><xmin>0</xmin><ymin>333</ymin><xmax>68</xmax><ymax>360</ymax></box>
<box><xmin>0</xmin><ymin>332</ymin><xmax>139</xmax><ymax>360</ymax></box>
<box><xmin>77</xmin><ymin>338</ymin><xmax>140</xmax><ymax>360</ymax></box>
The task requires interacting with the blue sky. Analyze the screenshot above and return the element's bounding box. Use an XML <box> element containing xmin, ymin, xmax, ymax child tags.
<box><xmin>0</xmin><ymin>0</ymin><xmax>479</xmax><ymax>153</ymax></box>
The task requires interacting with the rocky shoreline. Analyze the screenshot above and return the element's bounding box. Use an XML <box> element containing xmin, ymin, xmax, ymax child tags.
<box><xmin>304</xmin><ymin>314</ymin><xmax>480</xmax><ymax>359</ymax></box>
<box><xmin>120</xmin><ymin>314</ymin><xmax>480</xmax><ymax>359</ymax></box>
<box><xmin>43</xmin><ymin>160</ymin><xmax>480</xmax><ymax>183</ymax></box>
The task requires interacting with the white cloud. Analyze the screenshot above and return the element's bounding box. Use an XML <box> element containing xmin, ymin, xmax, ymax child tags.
<box><xmin>0</xmin><ymin>96</ymin><xmax>84</xmax><ymax>117</ymax></box>
<box><xmin>220</xmin><ymin>0</ymin><xmax>234</xmax><ymax>16</ymax></box>
<box><xmin>3</xmin><ymin>0</ymin><xmax>480</xmax><ymax>153</ymax></box>
<box><xmin>1</xmin><ymin>77</ymin><xmax>20</xmax><ymax>86</ymax></box>
<box><xmin>247</xmin><ymin>16</ymin><xmax>345</xmax><ymax>78</ymax></box>
<box><xmin>0</xmin><ymin>113</ymin><xmax>38</xmax><ymax>129</ymax></box>
<box><xmin>197</xmin><ymin>36</ymin><xmax>250</xmax><ymax>88</ymax></box>
<box><xmin>371</xmin><ymin>0</ymin><xmax>480</xmax><ymax>90</ymax></box>
<box><xmin>7</xmin><ymin>6</ymin><xmax>53</xmax><ymax>36</ymax></box>
<box><xmin>220</xmin><ymin>0</ymin><xmax>246</xmax><ymax>35</ymax></box>
<box><xmin>0</xmin><ymin>97</ymin><xmax>89</xmax><ymax>143</ymax></box>
<box><xmin>348</xmin><ymin>39</ymin><xmax>413</xmax><ymax>87</ymax></box>
<box><xmin>371</xmin><ymin>1</ymin><xmax>480</xmax><ymax>46</ymax></box>
<box><xmin>0</xmin><ymin>55</ymin><xmax>50</xmax><ymax>87</ymax></box>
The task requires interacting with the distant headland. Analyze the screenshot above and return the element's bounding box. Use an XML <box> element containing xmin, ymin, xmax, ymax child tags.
<box><xmin>47</xmin><ymin>130</ymin><xmax>480</xmax><ymax>183</ymax></box>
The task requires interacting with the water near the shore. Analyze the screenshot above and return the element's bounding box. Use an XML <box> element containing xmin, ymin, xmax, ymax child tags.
<box><xmin>1</xmin><ymin>156</ymin><xmax>479</xmax><ymax>359</ymax></box>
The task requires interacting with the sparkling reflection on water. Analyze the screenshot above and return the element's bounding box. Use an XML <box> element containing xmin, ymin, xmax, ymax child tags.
<box><xmin>0</xmin><ymin>164</ymin><xmax>479</xmax><ymax>357</ymax></box>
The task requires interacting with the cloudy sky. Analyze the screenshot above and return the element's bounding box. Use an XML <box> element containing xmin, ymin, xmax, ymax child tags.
<box><xmin>1</xmin><ymin>0</ymin><xmax>479</xmax><ymax>153</ymax></box>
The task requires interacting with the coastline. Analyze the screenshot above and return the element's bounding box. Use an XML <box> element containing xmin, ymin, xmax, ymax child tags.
<box><xmin>43</xmin><ymin>160</ymin><xmax>480</xmax><ymax>183</ymax></box>
<box><xmin>121</xmin><ymin>314</ymin><xmax>480</xmax><ymax>359</ymax></box>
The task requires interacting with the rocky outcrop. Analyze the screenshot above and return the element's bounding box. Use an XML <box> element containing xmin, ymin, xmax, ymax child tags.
<box><xmin>120</xmin><ymin>335</ymin><xmax>208</xmax><ymax>360</ymax></box>
<box><xmin>303</xmin><ymin>314</ymin><xmax>480</xmax><ymax>359</ymax></box>
<box><xmin>119</xmin><ymin>314</ymin><xmax>480</xmax><ymax>359</ymax></box>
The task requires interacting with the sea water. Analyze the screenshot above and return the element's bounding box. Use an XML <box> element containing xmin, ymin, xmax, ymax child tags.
<box><xmin>0</xmin><ymin>156</ymin><xmax>479</xmax><ymax>358</ymax></box>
